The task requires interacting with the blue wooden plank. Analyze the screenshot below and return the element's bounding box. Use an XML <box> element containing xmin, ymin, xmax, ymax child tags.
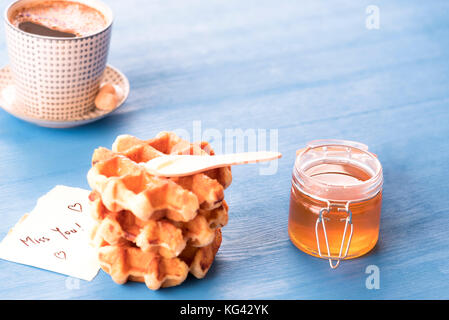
<box><xmin>0</xmin><ymin>0</ymin><xmax>448</xmax><ymax>299</ymax></box>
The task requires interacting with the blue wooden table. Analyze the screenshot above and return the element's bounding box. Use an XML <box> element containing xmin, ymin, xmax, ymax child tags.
<box><xmin>1</xmin><ymin>0</ymin><xmax>448</xmax><ymax>299</ymax></box>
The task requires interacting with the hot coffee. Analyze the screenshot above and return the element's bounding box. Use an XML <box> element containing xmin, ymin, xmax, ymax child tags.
<box><xmin>5</xmin><ymin>0</ymin><xmax>113</xmax><ymax>120</ymax></box>
<box><xmin>9</xmin><ymin>1</ymin><xmax>107</xmax><ymax>37</ymax></box>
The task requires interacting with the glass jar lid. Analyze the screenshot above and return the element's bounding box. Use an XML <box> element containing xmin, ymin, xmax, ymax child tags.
<box><xmin>292</xmin><ymin>139</ymin><xmax>383</xmax><ymax>202</ymax></box>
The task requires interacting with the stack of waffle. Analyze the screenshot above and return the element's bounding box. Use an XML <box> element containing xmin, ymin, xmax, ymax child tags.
<box><xmin>87</xmin><ymin>132</ymin><xmax>232</xmax><ymax>290</ymax></box>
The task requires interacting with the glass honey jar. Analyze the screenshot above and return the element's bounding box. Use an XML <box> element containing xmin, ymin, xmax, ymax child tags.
<box><xmin>288</xmin><ymin>140</ymin><xmax>383</xmax><ymax>268</ymax></box>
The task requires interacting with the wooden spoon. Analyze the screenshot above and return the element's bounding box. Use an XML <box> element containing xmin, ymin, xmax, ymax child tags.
<box><xmin>142</xmin><ymin>151</ymin><xmax>282</xmax><ymax>177</ymax></box>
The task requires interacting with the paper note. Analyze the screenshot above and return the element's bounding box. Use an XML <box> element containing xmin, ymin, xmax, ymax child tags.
<box><xmin>0</xmin><ymin>185</ymin><xmax>100</xmax><ymax>281</ymax></box>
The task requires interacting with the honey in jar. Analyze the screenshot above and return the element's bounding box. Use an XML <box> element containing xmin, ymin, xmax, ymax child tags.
<box><xmin>288</xmin><ymin>140</ymin><xmax>383</xmax><ymax>268</ymax></box>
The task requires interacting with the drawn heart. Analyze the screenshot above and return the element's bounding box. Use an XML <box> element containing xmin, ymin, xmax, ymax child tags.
<box><xmin>68</xmin><ymin>203</ymin><xmax>82</xmax><ymax>212</ymax></box>
<box><xmin>54</xmin><ymin>251</ymin><xmax>66</xmax><ymax>260</ymax></box>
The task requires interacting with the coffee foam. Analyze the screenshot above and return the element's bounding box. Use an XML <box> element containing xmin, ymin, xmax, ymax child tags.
<box><xmin>10</xmin><ymin>0</ymin><xmax>108</xmax><ymax>37</ymax></box>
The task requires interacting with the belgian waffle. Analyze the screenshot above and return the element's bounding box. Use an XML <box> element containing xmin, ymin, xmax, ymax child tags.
<box><xmin>89</xmin><ymin>191</ymin><xmax>228</xmax><ymax>257</ymax></box>
<box><xmin>96</xmin><ymin>229</ymin><xmax>222</xmax><ymax>290</ymax></box>
<box><xmin>87</xmin><ymin>154</ymin><xmax>200</xmax><ymax>222</ymax></box>
<box><xmin>87</xmin><ymin>132</ymin><xmax>231</xmax><ymax>290</ymax></box>
<box><xmin>111</xmin><ymin>132</ymin><xmax>232</xmax><ymax>190</ymax></box>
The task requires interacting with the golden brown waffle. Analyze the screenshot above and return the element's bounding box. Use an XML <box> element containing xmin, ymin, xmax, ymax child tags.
<box><xmin>111</xmin><ymin>132</ymin><xmax>232</xmax><ymax>190</ymax></box>
<box><xmin>87</xmin><ymin>132</ymin><xmax>231</xmax><ymax>290</ymax></box>
<box><xmin>98</xmin><ymin>244</ymin><xmax>190</xmax><ymax>290</ymax></box>
<box><xmin>180</xmin><ymin>228</ymin><xmax>222</xmax><ymax>279</ymax></box>
<box><xmin>87</xmin><ymin>155</ymin><xmax>200</xmax><ymax>222</ymax></box>
<box><xmin>95</xmin><ymin>229</ymin><xmax>222</xmax><ymax>290</ymax></box>
<box><xmin>95</xmin><ymin>133</ymin><xmax>232</xmax><ymax>210</ymax></box>
<box><xmin>89</xmin><ymin>191</ymin><xmax>228</xmax><ymax>258</ymax></box>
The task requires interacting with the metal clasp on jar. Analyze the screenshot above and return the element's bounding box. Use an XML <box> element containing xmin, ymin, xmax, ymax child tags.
<box><xmin>315</xmin><ymin>200</ymin><xmax>353</xmax><ymax>269</ymax></box>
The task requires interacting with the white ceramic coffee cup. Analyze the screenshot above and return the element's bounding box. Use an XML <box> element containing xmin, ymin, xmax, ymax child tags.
<box><xmin>4</xmin><ymin>0</ymin><xmax>113</xmax><ymax>120</ymax></box>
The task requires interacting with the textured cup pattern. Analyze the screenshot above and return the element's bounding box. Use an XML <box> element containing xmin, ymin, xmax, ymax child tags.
<box><xmin>5</xmin><ymin>22</ymin><xmax>111</xmax><ymax>120</ymax></box>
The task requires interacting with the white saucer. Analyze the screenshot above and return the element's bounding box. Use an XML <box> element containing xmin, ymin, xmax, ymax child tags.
<box><xmin>0</xmin><ymin>64</ymin><xmax>130</xmax><ymax>128</ymax></box>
